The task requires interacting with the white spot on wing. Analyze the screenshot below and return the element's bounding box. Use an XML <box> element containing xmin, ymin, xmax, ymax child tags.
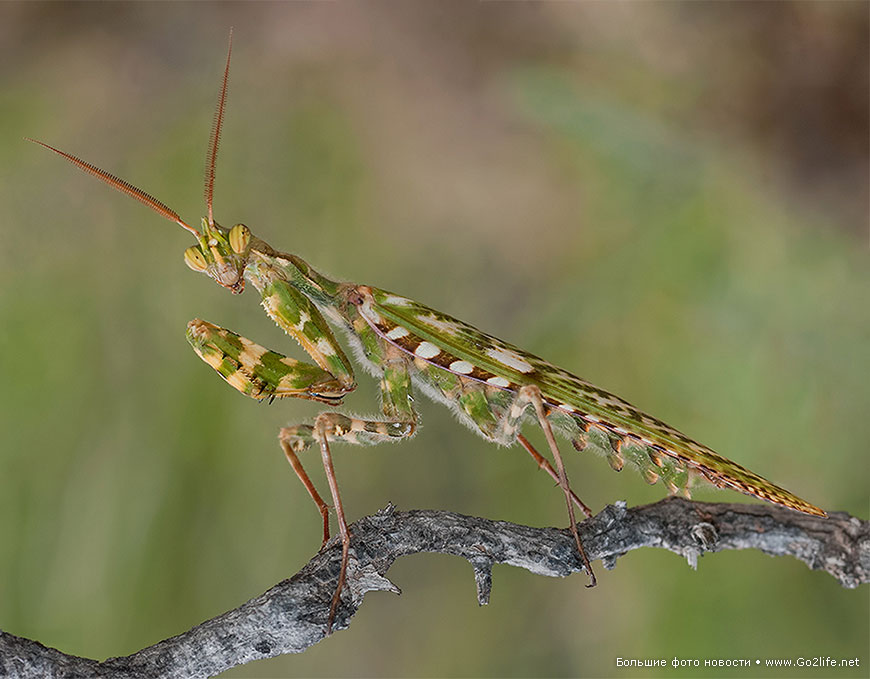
<box><xmin>414</xmin><ymin>341</ymin><xmax>441</xmax><ymax>359</ymax></box>
<box><xmin>449</xmin><ymin>360</ymin><xmax>474</xmax><ymax>374</ymax></box>
<box><xmin>486</xmin><ymin>376</ymin><xmax>511</xmax><ymax>388</ymax></box>
<box><xmin>382</xmin><ymin>294</ymin><xmax>412</xmax><ymax>306</ymax></box>
<box><xmin>386</xmin><ymin>325</ymin><xmax>410</xmax><ymax>340</ymax></box>
<box><xmin>417</xmin><ymin>314</ymin><xmax>464</xmax><ymax>334</ymax></box>
<box><xmin>486</xmin><ymin>346</ymin><xmax>534</xmax><ymax>374</ymax></box>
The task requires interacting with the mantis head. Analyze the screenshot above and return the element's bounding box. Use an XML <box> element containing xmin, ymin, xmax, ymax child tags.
<box><xmin>182</xmin><ymin>220</ymin><xmax>252</xmax><ymax>294</ymax></box>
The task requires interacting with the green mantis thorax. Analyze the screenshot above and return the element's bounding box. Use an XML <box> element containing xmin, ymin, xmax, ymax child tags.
<box><xmin>30</xmin><ymin>31</ymin><xmax>825</xmax><ymax>631</ymax></box>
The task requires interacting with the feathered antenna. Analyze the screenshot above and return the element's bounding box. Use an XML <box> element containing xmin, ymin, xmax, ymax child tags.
<box><xmin>26</xmin><ymin>138</ymin><xmax>199</xmax><ymax>237</ymax></box>
<box><xmin>205</xmin><ymin>27</ymin><xmax>234</xmax><ymax>229</ymax></box>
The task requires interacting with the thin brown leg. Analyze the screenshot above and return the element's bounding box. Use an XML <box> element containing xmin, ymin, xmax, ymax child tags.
<box><xmin>280</xmin><ymin>434</ymin><xmax>331</xmax><ymax>546</ymax></box>
<box><xmin>521</xmin><ymin>386</ymin><xmax>597</xmax><ymax>587</ymax></box>
<box><xmin>278</xmin><ymin>361</ymin><xmax>417</xmax><ymax>634</ymax></box>
<box><xmin>315</xmin><ymin>415</ymin><xmax>352</xmax><ymax>633</ymax></box>
<box><xmin>516</xmin><ymin>433</ymin><xmax>593</xmax><ymax>518</ymax></box>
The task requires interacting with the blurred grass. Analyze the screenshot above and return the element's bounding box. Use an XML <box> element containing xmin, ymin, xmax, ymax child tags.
<box><xmin>0</xmin><ymin>3</ymin><xmax>867</xmax><ymax>677</ymax></box>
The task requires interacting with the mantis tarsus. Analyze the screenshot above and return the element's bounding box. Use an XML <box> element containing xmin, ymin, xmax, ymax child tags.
<box><xmin>30</xmin><ymin>33</ymin><xmax>825</xmax><ymax>632</ymax></box>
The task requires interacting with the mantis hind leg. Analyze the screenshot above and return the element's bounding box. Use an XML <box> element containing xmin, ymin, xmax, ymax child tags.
<box><xmin>489</xmin><ymin>385</ymin><xmax>596</xmax><ymax>587</ymax></box>
<box><xmin>520</xmin><ymin>385</ymin><xmax>596</xmax><ymax>587</ymax></box>
<box><xmin>489</xmin><ymin>386</ymin><xmax>594</xmax><ymax>517</ymax></box>
<box><xmin>516</xmin><ymin>433</ymin><xmax>593</xmax><ymax>518</ymax></box>
<box><xmin>451</xmin><ymin>379</ymin><xmax>596</xmax><ymax>585</ymax></box>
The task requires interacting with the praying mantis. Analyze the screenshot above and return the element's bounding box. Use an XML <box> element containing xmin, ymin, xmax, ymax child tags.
<box><xmin>29</xmin><ymin>33</ymin><xmax>825</xmax><ymax>631</ymax></box>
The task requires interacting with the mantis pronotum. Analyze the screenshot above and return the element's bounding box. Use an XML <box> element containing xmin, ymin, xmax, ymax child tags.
<box><xmin>30</xmin><ymin>33</ymin><xmax>825</xmax><ymax>631</ymax></box>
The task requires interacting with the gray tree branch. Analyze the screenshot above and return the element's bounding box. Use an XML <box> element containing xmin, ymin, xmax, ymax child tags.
<box><xmin>2</xmin><ymin>499</ymin><xmax>867</xmax><ymax>679</ymax></box>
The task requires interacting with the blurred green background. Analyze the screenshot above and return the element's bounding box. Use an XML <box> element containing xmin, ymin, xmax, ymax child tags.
<box><xmin>1</xmin><ymin>3</ymin><xmax>867</xmax><ymax>677</ymax></box>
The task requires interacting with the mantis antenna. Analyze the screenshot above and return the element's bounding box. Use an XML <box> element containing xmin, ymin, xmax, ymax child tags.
<box><xmin>205</xmin><ymin>27</ymin><xmax>233</xmax><ymax>229</ymax></box>
<box><xmin>26</xmin><ymin>137</ymin><xmax>200</xmax><ymax>237</ymax></box>
<box><xmin>26</xmin><ymin>28</ymin><xmax>236</xmax><ymax>240</ymax></box>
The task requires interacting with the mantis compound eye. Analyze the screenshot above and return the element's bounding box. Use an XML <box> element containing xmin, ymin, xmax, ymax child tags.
<box><xmin>229</xmin><ymin>223</ymin><xmax>251</xmax><ymax>254</ymax></box>
<box><xmin>184</xmin><ymin>246</ymin><xmax>209</xmax><ymax>272</ymax></box>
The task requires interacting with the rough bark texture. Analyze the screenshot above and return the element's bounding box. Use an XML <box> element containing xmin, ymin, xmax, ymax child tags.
<box><xmin>2</xmin><ymin>499</ymin><xmax>867</xmax><ymax>678</ymax></box>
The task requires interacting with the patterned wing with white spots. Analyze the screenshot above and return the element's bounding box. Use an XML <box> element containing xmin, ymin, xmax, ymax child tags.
<box><xmin>365</xmin><ymin>287</ymin><xmax>826</xmax><ymax>517</ymax></box>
